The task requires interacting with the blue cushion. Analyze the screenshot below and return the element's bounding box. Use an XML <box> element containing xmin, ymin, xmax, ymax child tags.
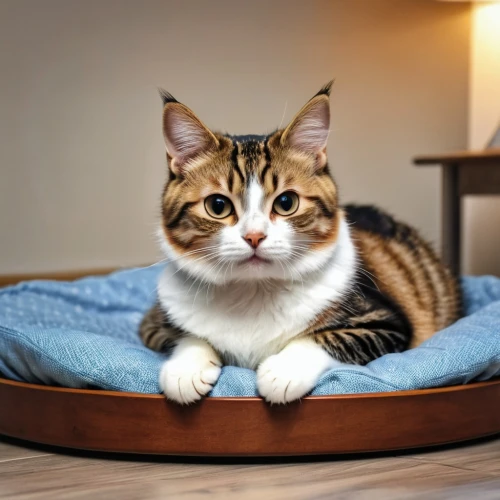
<box><xmin>0</xmin><ymin>265</ymin><xmax>499</xmax><ymax>396</ymax></box>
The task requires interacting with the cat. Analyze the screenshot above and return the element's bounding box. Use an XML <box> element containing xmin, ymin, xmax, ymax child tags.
<box><xmin>140</xmin><ymin>82</ymin><xmax>462</xmax><ymax>405</ymax></box>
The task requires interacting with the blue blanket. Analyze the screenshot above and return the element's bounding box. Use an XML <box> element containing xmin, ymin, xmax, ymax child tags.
<box><xmin>0</xmin><ymin>265</ymin><xmax>499</xmax><ymax>396</ymax></box>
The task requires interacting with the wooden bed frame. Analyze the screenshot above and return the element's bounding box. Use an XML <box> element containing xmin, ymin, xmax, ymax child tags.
<box><xmin>0</xmin><ymin>378</ymin><xmax>499</xmax><ymax>456</ymax></box>
<box><xmin>1</xmin><ymin>268</ymin><xmax>499</xmax><ymax>456</ymax></box>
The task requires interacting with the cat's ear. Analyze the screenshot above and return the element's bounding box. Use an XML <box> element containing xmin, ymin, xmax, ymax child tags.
<box><xmin>160</xmin><ymin>90</ymin><xmax>218</xmax><ymax>175</ymax></box>
<box><xmin>281</xmin><ymin>81</ymin><xmax>332</xmax><ymax>161</ymax></box>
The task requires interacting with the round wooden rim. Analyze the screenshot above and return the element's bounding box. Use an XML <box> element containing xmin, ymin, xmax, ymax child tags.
<box><xmin>1</xmin><ymin>378</ymin><xmax>499</xmax><ymax>456</ymax></box>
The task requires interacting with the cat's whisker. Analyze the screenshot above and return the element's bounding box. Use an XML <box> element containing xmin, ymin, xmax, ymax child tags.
<box><xmin>120</xmin><ymin>257</ymin><xmax>170</xmax><ymax>274</ymax></box>
<box><xmin>204</xmin><ymin>258</ymin><xmax>227</xmax><ymax>304</ymax></box>
<box><xmin>184</xmin><ymin>258</ymin><xmax>219</xmax><ymax>296</ymax></box>
<box><xmin>164</xmin><ymin>245</ymin><xmax>223</xmax><ymax>264</ymax></box>
<box><xmin>275</xmin><ymin>258</ymin><xmax>288</xmax><ymax>281</ymax></box>
<box><xmin>293</xmin><ymin>239</ymin><xmax>328</xmax><ymax>243</ymax></box>
<box><xmin>212</xmin><ymin>257</ymin><xmax>228</xmax><ymax>286</ymax></box>
<box><xmin>222</xmin><ymin>259</ymin><xmax>232</xmax><ymax>284</ymax></box>
<box><xmin>170</xmin><ymin>252</ymin><xmax>221</xmax><ymax>278</ymax></box>
<box><xmin>192</xmin><ymin>275</ymin><xmax>208</xmax><ymax>311</ymax></box>
<box><xmin>278</xmin><ymin>100</ymin><xmax>288</xmax><ymax>130</ymax></box>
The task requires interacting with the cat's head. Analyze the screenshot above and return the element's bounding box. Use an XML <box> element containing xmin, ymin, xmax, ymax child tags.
<box><xmin>159</xmin><ymin>83</ymin><xmax>343</xmax><ymax>284</ymax></box>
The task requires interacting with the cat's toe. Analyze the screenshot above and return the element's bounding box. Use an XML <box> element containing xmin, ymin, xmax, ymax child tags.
<box><xmin>257</xmin><ymin>355</ymin><xmax>316</xmax><ymax>404</ymax></box>
<box><xmin>159</xmin><ymin>360</ymin><xmax>221</xmax><ymax>405</ymax></box>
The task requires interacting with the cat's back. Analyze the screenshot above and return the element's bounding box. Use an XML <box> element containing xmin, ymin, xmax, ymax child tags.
<box><xmin>344</xmin><ymin>204</ymin><xmax>462</xmax><ymax>347</ymax></box>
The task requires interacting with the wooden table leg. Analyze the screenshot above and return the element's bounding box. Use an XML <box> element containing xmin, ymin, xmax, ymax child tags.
<box><xmin>441</xmin><ymin>163</ymin><xmax>461</xmax><ymax>276</ymax></box>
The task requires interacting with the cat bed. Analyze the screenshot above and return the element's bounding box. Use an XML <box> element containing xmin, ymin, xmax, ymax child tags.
<box><xmin>0</xmin><ymin>264</ymin><xmax>500</xmax><ymax>395</ymax></box>
<box><xmin>0</xmin><ymin>265</ymin><xmax>500</xmax><ymax>456</ymax></box>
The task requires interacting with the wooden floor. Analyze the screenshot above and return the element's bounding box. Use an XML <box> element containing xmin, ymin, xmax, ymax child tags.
<box><xmin>1</xmin><ymin>436</ymin><xmax>499</xmax><ymax>499</ymax></box>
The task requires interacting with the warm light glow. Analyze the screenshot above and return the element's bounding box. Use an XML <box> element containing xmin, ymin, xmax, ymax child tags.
<box><xmin>476</xmin><ymin>2</ymin><xmax>500</xmax><ymax>17</ymax></box>
<box><xmin>439</xmin><ymin>1</ymin><xmax>500</xmax><ymax>3</ymax></box>
<box><xmin>469</xmin><ymin>2</ymin><xmax>500</xmax><ymax>149</ymax></box>
<box><xmin>473</xmin><ymin>2</ymin><xmax>500</xmax><ymax>60</ymax></box>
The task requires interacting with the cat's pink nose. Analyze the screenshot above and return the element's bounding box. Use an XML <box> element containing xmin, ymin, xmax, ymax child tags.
<box><xmin>243</xmin><ymin>232</ymin><xmax>267</xmax><ymax>249</ymax></box>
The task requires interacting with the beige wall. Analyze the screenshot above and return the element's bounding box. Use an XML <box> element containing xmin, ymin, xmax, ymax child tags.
<box><xmin>0</xmin><ymin>0</ymin><xmax>470</xmax><ymax>274</ymax></box>
<box><xmin>465</xmin><ymin>2</ymin><xmax>500</xmax><ymax>276</ymax></box>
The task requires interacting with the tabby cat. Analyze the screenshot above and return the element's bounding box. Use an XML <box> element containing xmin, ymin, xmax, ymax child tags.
<box><xmin>140</xmin><ymin>83</ymin><xmax>462</xmax><ymax>405</ymax></box>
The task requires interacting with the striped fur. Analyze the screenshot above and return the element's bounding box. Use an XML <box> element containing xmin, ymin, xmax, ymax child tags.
<box><xmin>140</xmin><ymin>83</ymin><xmax>462</xmax><ymax>404</ymax></box>
<box><xmin>161</xmin><ymin>132</ymin><xmax>339</xmax><ymax>256</ymax></box>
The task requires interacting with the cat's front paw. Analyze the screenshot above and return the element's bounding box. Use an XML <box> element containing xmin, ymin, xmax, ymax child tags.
<box><xmin>160</xmin><ymin>358</ymin><xmax>221</xmax><ymax>405</ymax></box>
<box><xmin>257</xmin><ymin>354</ymin><xmax>319</xmax><ymax>404</ymax></box>
<box><xmin>257</xmin><ymin>339</ymin><xmax>339</xmax><ymax>404</ymax></box>
<box><xmin>159</xmin><ymin>338</ymin><xmax>222</xmax><ymax>405</ymax></box>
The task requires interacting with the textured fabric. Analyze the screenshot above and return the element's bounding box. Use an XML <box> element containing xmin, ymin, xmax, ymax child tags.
<box><xmin>0</xmin><ymin>265</ymin><xmax>499</xmax><ymax>396</ymax></box>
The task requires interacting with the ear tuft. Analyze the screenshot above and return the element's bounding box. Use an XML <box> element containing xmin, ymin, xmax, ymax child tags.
<box><xmin>158</xmin><ymin>88</ymin><xmax>178</xmax><ymax>106</ymax></box>
<box><xmin>315</xmin><ymin>80</ymin><xmax>334</xmax><ymax>98</ymax></box>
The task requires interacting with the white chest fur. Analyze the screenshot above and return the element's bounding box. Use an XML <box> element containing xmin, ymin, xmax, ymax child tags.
<box><xmin>157</xmin><ymin>219</ymin><xmax>356</xmax><ymax>369</ymax></box>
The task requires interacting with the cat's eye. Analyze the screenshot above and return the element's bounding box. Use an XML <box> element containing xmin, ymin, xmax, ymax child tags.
<box><xmin>204</xmin><ymin>194</ymin><xmax>234</xmax><ymax>219</ymax></box>
<box><xmin>273</xmin><ymin>191</ymin><xmax>299</xmax><ymax>216</ymax></box>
